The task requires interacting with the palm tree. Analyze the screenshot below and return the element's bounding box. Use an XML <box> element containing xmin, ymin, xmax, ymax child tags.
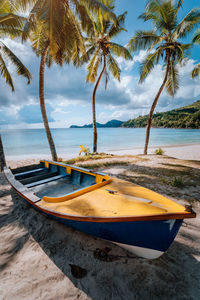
<box><xmin>82</xmin><ymin>0</ymin><xmax>132</xmax><ymax>153</ymax></box>
<box><xmin>28</xmin><ymin>22</ymin><xmax>76</xmax><ymax>162</ymax></box>
<box><xmin>20</xmin><ymin>0</ymin><xmax>116</xmax><ymax>161</ymax></box>
<box><xmin>0</xmin><ymin>1</ymin><xmax>31</xmax><ymax>91</ymax></box>
<box><xmin>128</xmin><ymin>0</ymin><xmax>200</xmax><ymax>155</ymax></box>
<box><xmin>191</xmin><ymin>30</ymin><xmax>200</xmax><ymax>78</ymax></box>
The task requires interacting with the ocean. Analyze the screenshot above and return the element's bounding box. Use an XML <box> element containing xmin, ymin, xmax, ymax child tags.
<box><xmin>1</xmin><ymin>127</ymin><xmax>200</xmax><ymax>158</ymax></box>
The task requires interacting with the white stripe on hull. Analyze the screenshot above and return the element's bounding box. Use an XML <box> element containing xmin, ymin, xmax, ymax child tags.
<box><xmin>113</xmin><ymin>242</ymin><xmax>164</xmax><ymax>259</ymax></box>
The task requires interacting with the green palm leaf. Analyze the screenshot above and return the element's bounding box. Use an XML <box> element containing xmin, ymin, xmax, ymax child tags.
<box><xmin>79</xmin><ymin>0</ymin><xmax>117</xmax><ymax>25</ymax></box>
<box><xmin>107</xmin><ymin>53</ymin><xmax>120</xmax><ymax>81</ymax></box>
<box><xmin>139</xmin><ymin>50</ymin><xmax>161</xmax><ymax>83</ymax></box>
<box><xmin>192</xmin><ymin>30</ymin><xmax>200</xmax><ymax>44</ymax></box>
<box><xmin>191</xmin><ymin>63</ymin><xmax>200</xmax><ymax>78</ymax></box>
<box><xmin>1</xmin><ymin>41</ymin><xmax>32</xmax><ymax>84</ymax></box>
<box><xmin>108</xmin><ymin>11</ymin><xmax>127</xmax><ymax>38</ymax></box>
<box><xmin>174</xmin><ymin>8</ymin><xmax>200</xmax><ymax>38</ymax></box>
<box><xmin>86</xmin><ymin>48</ymin><xmax>100</xmax><ymax>82</ymax></box>
<box><xmin>128</xmin><ymin>31</ymin><xmax>163</xmax><ymax>52</ymax></box>
<box><xmin>109</xmin><ymin>42</ymin><xmax>132</xmax><ymax>60</ymax></box>
<box><xmin>0</xmin><ymin>52</ymin><xmax>14</xmax><ymax>91</ymax></box>
<box><xmin>166</xmin><ymin>60</ymin><xmax>179</xmax><ymax>96</ymax></box>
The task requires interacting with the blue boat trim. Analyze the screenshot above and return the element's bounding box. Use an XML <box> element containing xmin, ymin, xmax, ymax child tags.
<box><xmin>20</xmin><ymin>194</ymin><xmax>183</xmax><ymax>254</ymax></box>
<box><xmin>46</xmin><ymin>212</ymin><xmax>183</xmax><ymax>252</ymax></box>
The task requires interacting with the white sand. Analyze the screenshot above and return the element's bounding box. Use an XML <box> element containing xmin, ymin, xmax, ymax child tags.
<box><xmin>111</xmin><ymin>143</ymin><xmax>200</xmax><ymax>161</ymax></box>
<box><xmin>0</xmin><ymin>148</ymin><xmax>200</xmax><ymax>299</ymax></box>
<box><xmin>5</xmin><ymin>143</ymin><xmax>200</xmax><ymax>169</ymax></box>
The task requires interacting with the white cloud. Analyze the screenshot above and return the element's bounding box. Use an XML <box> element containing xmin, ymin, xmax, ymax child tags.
<box><xmin>116</xmin><ymin>50</ymin><xmax>149</xmax><ymax>71</ymax></box>
<box><xmin>1</xmin><ymin>38</ymin><xmax>200</xmax><ymax>128</ymax></box>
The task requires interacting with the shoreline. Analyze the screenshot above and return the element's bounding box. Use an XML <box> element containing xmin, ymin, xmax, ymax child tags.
<box><xmin>5</xmin><ymin>143</ymin><xmax>200</xmax><ymax>164</ymax></box>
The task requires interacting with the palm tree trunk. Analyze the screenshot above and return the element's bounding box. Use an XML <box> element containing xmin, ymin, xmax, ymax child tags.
<box><xmin>0</xmin><ymin>134</ymin><xmax>6</xmax><ymax>172</ymax></box>
<box><xmin>144</xmin><ymin>55</ymin><xmax>170</xmax><ymax>155</ymax></box>
<box><xmin>39</xmin><ymin>41</ymin><xmax>58</xmax><ymax>161</ymax></box>
<box><xmin>92</xmin><ymin>55</ymin><xmax>106</xmax><ymax>153</ymax></box>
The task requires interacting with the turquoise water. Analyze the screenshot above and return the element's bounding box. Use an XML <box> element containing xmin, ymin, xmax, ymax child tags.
<box><xmin>1</xmin><ymin>128</ymin><xmax>200</xmax><ymax>157</ymax></box>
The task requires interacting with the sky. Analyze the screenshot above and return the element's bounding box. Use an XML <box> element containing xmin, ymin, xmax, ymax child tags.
<box><xmin>0</xmin><ymin>0</ymin><xmax>200</xmax><ymax>129</ymax></box>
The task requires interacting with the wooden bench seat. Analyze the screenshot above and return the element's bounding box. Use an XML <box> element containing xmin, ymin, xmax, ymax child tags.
<box><xmin>15</xmin><ymin>168</ymin><xmax>47</xmax><ymax>179</ymax></box>
<box><xmin>26</xmin><ymin>174</ymin><xmax>68</xmax><ymax>188</ymax></box>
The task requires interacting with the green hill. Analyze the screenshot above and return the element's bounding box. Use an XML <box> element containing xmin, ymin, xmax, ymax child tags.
<box><xmin>122</xmin><ymin>100</ymin><xmax>200</xmax><ymax>129</ymax></box>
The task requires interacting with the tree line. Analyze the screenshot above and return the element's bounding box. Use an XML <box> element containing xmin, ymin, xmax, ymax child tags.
<box><xmin>122</xmin><ymin>100</ymin><xmax>200</xmax><ymax>129</ymax></box>
<box><xmin>1</xmin><ymin>0</ymin><xmax>200</xmax><ymax>159</ymax></box>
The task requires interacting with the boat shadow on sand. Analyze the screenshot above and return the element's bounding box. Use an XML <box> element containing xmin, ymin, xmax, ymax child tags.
<box><xmin>0</xmin><ymin>176</ymin><xmax>200</xmax><ymax>300</ymax></box>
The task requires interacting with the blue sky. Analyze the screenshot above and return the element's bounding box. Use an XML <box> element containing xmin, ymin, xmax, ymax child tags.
<box><xmin>0</xmin><ymin>0</ymin><xmax>200</xmax><ymax>129</ymax></box>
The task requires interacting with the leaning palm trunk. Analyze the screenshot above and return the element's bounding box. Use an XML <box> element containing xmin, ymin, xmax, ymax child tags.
<box><xmin>144</xmin><ymin>55</ymin><xmax>170</xmax><ymax>155</ymax></box>
<box><xmin>39</xmin><ymin>41</ymin><xmax>58</xmax><ymax>161</ymax></box>
<box><xmin>92</xmin><ymin>55</ymin><xmax>106</xmax><ymax>153</ymax></box>
<box><xmin>0</xmin><ymin>134</ymin><xmax>6</xmax><ymax>172</ymax></box>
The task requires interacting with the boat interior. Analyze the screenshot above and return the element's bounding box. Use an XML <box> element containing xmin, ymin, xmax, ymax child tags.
<box><xmin>12</xmin><ymin>160</ymin><xmax>110</xmax><ymax>201</ymax></box>
<box><xmin>8</xmin><ymin>160</ymin><xmax>193</xmax><ymax>220</ymax></box>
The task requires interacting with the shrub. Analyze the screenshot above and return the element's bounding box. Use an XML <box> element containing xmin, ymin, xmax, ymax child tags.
<box><xmin>79</xmin><ymin>145</ymin><xmax>90</xmax><ymax>156</ymax></box>
<box><xmin>155</xmin><ymin>148</ymin><xmax>165</xmax><ymax>155</ymax></box>
<box><xmin>171</xmin><ymin>177</ymin><xmax>184</xmax><ymax>187</ymax></box>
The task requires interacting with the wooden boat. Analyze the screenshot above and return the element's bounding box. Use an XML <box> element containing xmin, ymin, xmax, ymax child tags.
<box><xmin>4</xmin><ymin>160</ymin><xmax>196</xmax><ymax>259</ymax></box>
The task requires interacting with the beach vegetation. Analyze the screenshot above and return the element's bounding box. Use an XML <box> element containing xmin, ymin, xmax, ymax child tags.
<box><xmin>0</xmin><ymin>1</ymin><xmax>32</xmax><ymax>91</ymax></box>
<box><xmin>71</xmin><ymin>100</ymin><xmax>200</xmax><ymax>129</ymax></box>
<box><xmin>122</xmin><ymin>100</ymin><xmax>200</xmax><ymax>128</ymax></box>
<box><xmin>191</xmin><ymin>29</ymin><xmax>200</xmax><ymax>79</ymax></box>
<box><xmin>128</xmin><ymin>0</ymin><xmax>200</xmax><ymax>155</ymax></box>
<box><xmin>79</xmin><ymin>145</ymin><xmax>90</xmax><ymax>156</ymax></box>
<box><xmin>64</xmin><ymin>153</ymin><xmax>114</xmax><ymax>164</ymax></box>
<box><xmin>80</xmin><ymin>0</ymin><xmax>132</xmax><ymax>153</ymax></box>
<box><xmin>76</xmin><ymin>160</ymin><xmax>129</xmax><ymax>169</ymax></box>
<box><xmin>171</xmin><ymin>176</ymin><xmax>184</xmax><ymax>187</ymax></box>
<box><xmin>155</xmin><ymin>148</ymin><xmax>165</xmax><ymax>155</ymax></box>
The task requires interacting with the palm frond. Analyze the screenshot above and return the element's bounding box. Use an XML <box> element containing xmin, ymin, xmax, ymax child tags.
<box><xmin>175</xmin><ymin>0</ymin><xmax>184</xmax><ymax>17</ymax></box>
<box><xmin>86</xmin><ymin>48</ymin><xmax>100</xmax><ymax>83</ymax></box>
<box><xmin>107</xmin><ymin>53</ymin><xmax>120</xmax><ymax>81</ymax></box>
<box><xmin>0</xmin><ymin>13</ymin><xmax>25</xmax><ymax>36</ymax></box>
<box><xmin>78</xmin><ymin>44</ymin><xmax>96</xmax><ymax>66</ymax></box>
<box><xmin>128</xmin><ymin>30</ymin><xmax>163</xmax><ymax>52</ymax></box>
<box><xmin>0</xmin><ymin>52</ymin><xmax>14</xmax><ymax>91</ymax></box>
<box><xmin>191</xmin><ymin>63</ymin><xmax>200</xmax><ymax>78</ymax></box>
<box><xmin>193</xmin><ymin>29</ymin><xmax>200</xmax><ymax>44</ymax></box>
<box><xmin>11</xmin><ymin>0</ymin><xmax>38</xmax><ymax>12</ymax></box>
<box><xmin>71</xmin><ymin>0</ymin><xmax>95</xmax><ymax>36</ymax></box>
<box><xmin>1</xmin><ymin>41</ymin><xmax>32</xmax><ymax>84</ymax></box>
<box><xmin>166</xmin><ymin>59</ymin><xmax>179</xmax><ymax>96</ymax></box>
<box><xmin>108</xmin><ymin>11</ymin><xmax>127</xmax><ymax>38</ymax></box>
<box><xmin>174</xmin><ymin>7</ymin><xmax>200</xmax><ymax>38</ymax></box>
<box><xmin>109</xmin><ymin>42</ymin><xmax>132</xmax><ymax>60</ymax></box>
<box><xmin>79</xmin><ymin>0</ymin><xmax>117</xmax><ymax>25</ymax></box>
<box><xmin>22</xmin><ymin>0</ymin><xmax>45</xmax><ymax>42</ymax></box>
<box><xmin>142</xmin><ymin>0</ymin><xmax>169</xmax><ymax>30</ymax></box>
<box><xmin>176</xmin><ymin>43</ymin><xmax>191</xmax><ymax>63</ymax></box>
<box><xmin>139</xmin><ymin>50</ymin><xmax>160</xmax><ymax>83</ymax></box>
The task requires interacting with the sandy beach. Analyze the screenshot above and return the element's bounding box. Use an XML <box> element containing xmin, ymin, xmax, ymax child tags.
<box><xmin>110</xmin><ymin>143</ymin><xmax>200</xmax><ymax>161</ymax></box>
<box><xmin>0</xmin><ymin>146</ymin><xmax>200</xmax><ymax>300</ymax></box>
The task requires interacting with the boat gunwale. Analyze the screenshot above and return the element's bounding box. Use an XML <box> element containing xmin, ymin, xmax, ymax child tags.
<box><xmin>40</xmin><ymin>159</ymin><xmax>108</xmax><ymax>177</ymax></box>
<box><xmin>4</xmin><ymin>166</ymin><xmax>196</xmax><ymax>223</ymax></box>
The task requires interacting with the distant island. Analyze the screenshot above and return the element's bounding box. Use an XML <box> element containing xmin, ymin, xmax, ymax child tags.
<box><xmin>70</xmin><ymin>119</ymin><xmax>124</xmax><ymax>128</ymax></box>
<box><xmin>122</xmin><ymin>100</ymin><xmax>200</xmax><ymax>129</ymax></box>
<box><xmin>70</xmin><ymin>101</ymin><xmax>200</xmax><ymax>129</ymax></box>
